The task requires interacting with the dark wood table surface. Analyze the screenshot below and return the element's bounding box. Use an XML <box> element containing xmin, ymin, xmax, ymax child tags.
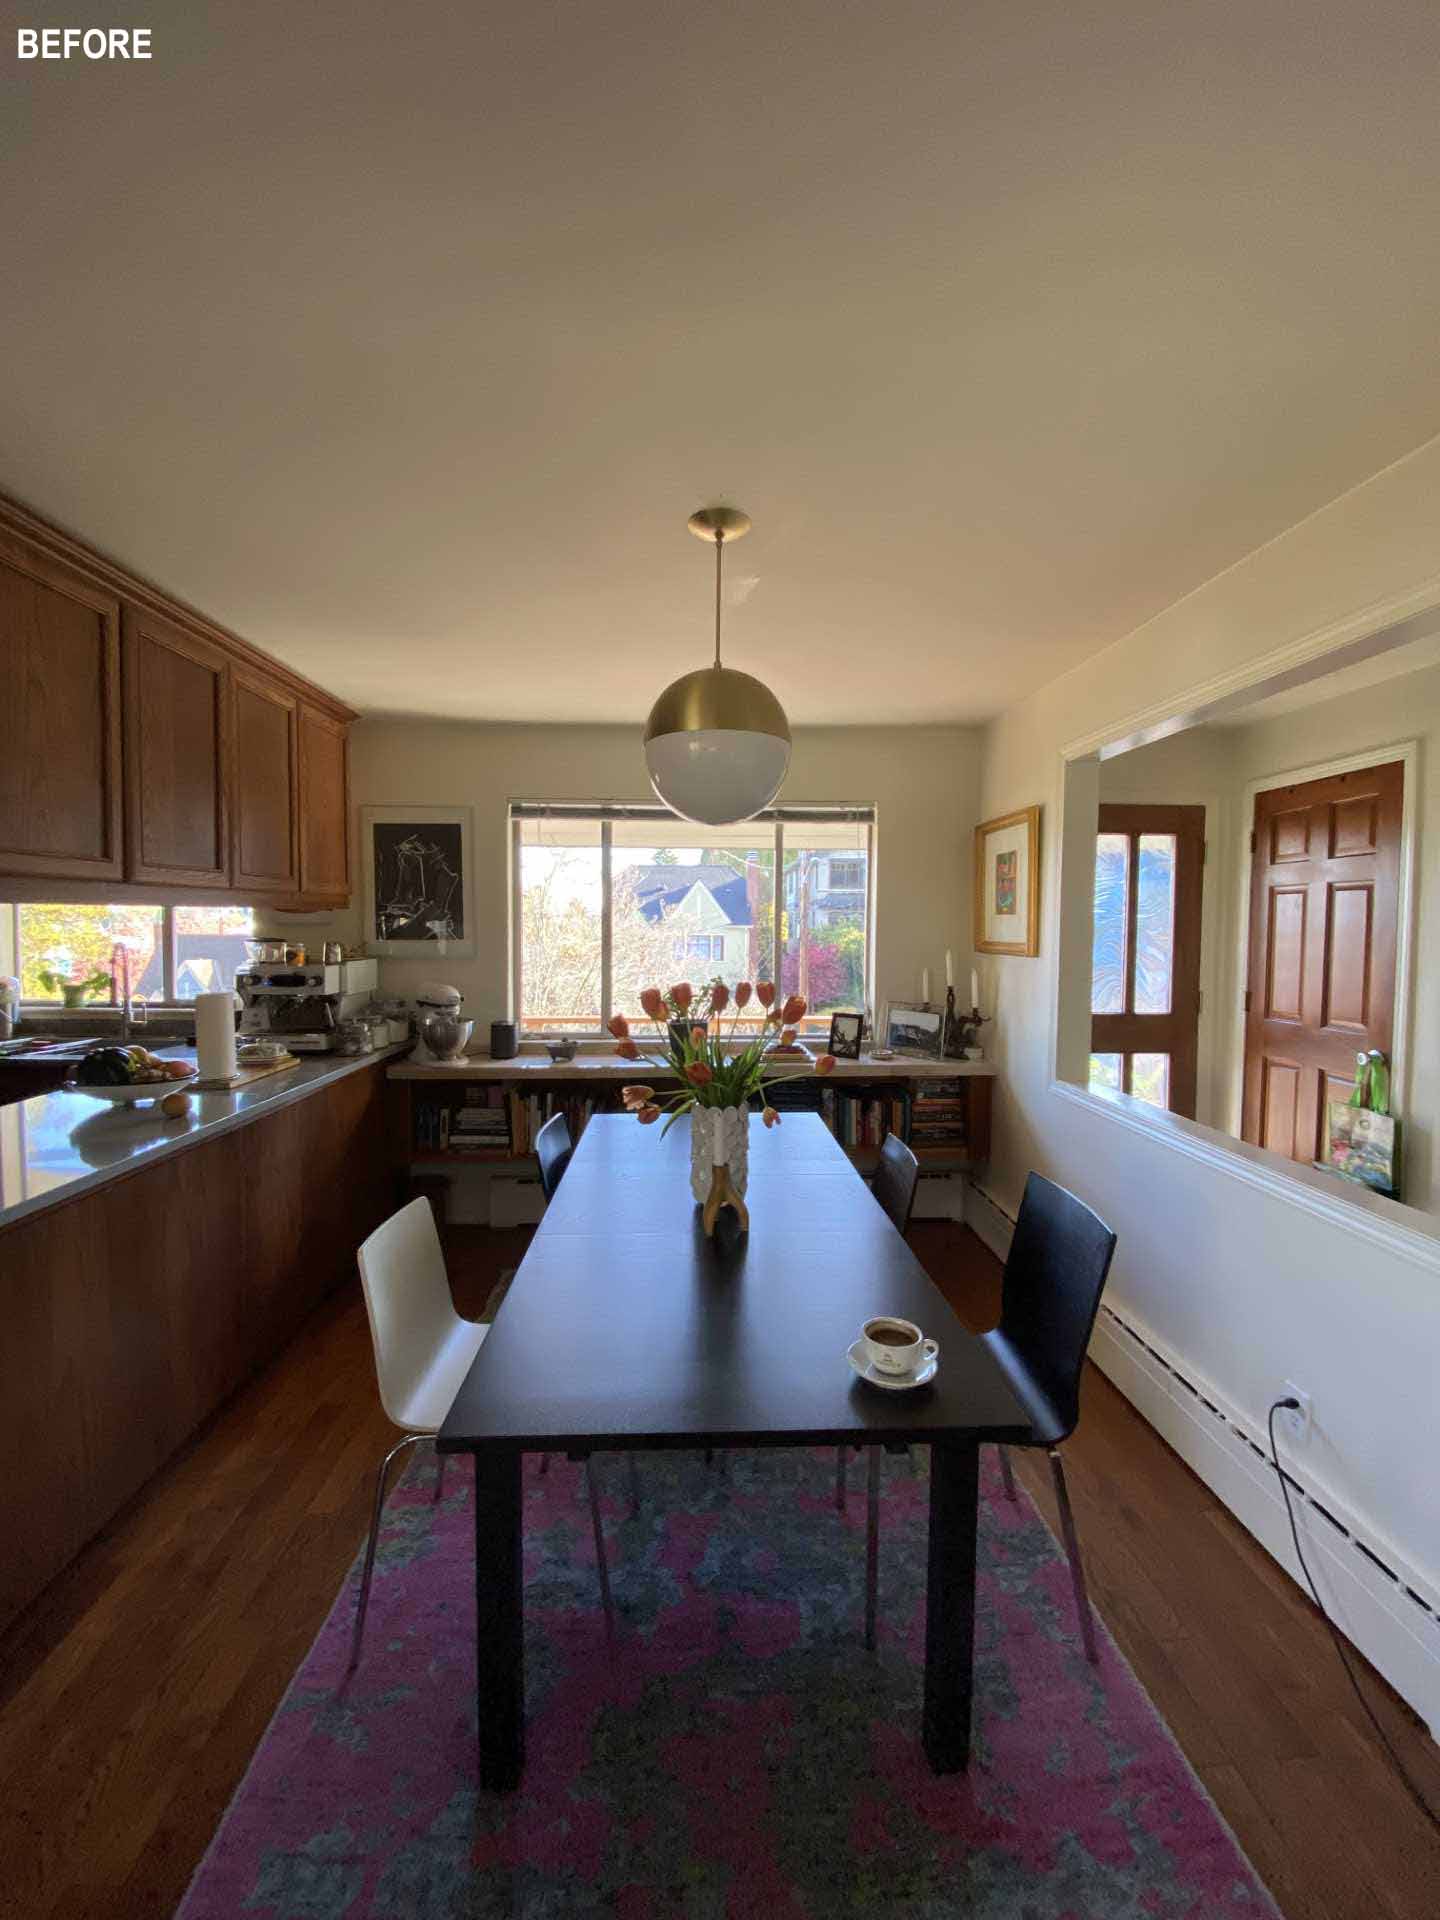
<box><xmin>439</xmin><ymin>1111</ymin><xmax>1030</xmax><ymax>1788</ymax></box>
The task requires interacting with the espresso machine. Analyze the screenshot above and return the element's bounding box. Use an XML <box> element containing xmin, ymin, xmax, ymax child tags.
<box><xmin>235</xmin><ymin>959</ymin><xmax>378</xmax><ymax>1052</ymax></box>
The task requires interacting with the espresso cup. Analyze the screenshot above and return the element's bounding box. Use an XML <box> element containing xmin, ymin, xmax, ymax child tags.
<box><xmin>862</xmin><ymin>1316</ymin><xmax>937</xmax><ymax>1376</ymax></box>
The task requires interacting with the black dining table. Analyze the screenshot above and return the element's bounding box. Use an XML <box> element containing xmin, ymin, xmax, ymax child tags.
<box><xmin>438</xmin><ymin>1110</ymin><xmax>1030</xmax><ymax>1790</ymax></box>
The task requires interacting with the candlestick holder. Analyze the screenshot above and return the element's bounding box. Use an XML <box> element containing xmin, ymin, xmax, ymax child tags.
<box><xmin>943</xmin><ymin>986</ymin><xmax>990</xmax><ymax>1059</ymax></box>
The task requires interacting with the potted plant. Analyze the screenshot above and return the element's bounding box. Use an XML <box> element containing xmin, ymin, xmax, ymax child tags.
<box><xmin>609</xmin><ymin>979</ymin><xmax>836</xmax><ymax>1235</ymax></box>
<box><xmin>36</xmin><ymin>966</ymin><xmax>112</xmax><ymax>1011</ymax></box>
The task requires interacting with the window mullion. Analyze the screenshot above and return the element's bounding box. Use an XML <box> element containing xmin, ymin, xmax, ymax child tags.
<box><xmin>599</xmin><ymin>819</ymin><xmax>613</xmax><ymax>1034</ymax></box>
<box><xmin>772</xmin><ymin>821</ymin><xmax>784</xmax><ymax>987</ymax></box>
<box><xmin>163</xmin><ymin>907</ymin><xmax>177</xmax><ymax>1004</ymax></box>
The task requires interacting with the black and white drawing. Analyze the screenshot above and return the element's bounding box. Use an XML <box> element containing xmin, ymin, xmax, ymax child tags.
<box><xmin>885</xmin><ymin>1001</ymin><xmax>944</xmax><ymax>1059</ymax></box>
<box><xmin>362</xmin><ymin>806</ymin><xmax>475</xmax><ymax>956</ymax></box>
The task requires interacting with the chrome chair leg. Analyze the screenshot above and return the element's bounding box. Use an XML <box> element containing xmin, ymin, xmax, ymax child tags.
<box><xmin>432</xmin><ymin>1446</ymin><xmax>447</xmax><ymax>1503</ymax></box>
<box><xmin>348</xmin><ymin>1432</ymin><xmax>426</xmax><ymax>1671</ymax></box>
<box><xmin>997</xmin><ymin>1444</ymin><xmax>1018</xmax><ymax>1502</ymax></box>
<box><xmin>1049</xmin><ymin>1448</ymin><xmax>1098</xmax><ymax>1664</ymax></box>
<box><xmin>585</xmin><ymin>1457</ymin><xmax>618</xmax><ymax>1638</ymax></box>
<box><xmin>626</xmin><ymin>1452</ymin><xmax>642</xmax><ymax>1516</ymax></box>
<box><xmin>835</xmin><ymin>1447</ymin><xmax>847</xmax><ymax>1512</ymax></box>
<box><xmin>864</xmin><ymin>1447</ymin><xmax>881</xmax><ymax>1651</ymax></box>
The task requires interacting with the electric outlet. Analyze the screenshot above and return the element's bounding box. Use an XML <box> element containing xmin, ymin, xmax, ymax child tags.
<box><xmin>1279</xmin><ymin>1381</ymin><xmax>1312</xmax><ymax>1441</ymax></box>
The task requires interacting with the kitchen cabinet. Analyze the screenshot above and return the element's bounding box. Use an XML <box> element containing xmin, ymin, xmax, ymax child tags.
<box><xmin>232</xmin><ymin>668</ymin><xmax>300</xmax><ymax>894</ymax></box>
<box><xmin>122</xmin><ymin>606</ymin><xmax>231</xmax><ymax>887</ymax></box>
<box><xmin>0</xmin><ymin>527</ymin><xmax>124</xmax><ymax>881</ymax></box>
<box><xmin>297</xmin><ymin>702</ymin><xmax>350</xmax><ymax>903</ymax></box>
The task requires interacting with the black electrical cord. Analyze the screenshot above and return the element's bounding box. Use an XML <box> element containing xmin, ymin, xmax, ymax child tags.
<box><xmin>1267</xmin><ymin>1398</ymin><xmax>1440</xmax><ymax>1834</ymax></box>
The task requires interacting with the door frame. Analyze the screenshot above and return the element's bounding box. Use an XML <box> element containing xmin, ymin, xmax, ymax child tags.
<box><xmin>1228</xmin><ymin>740</ymin><xmax>1419</xmax><ymax>1139</ymax></box>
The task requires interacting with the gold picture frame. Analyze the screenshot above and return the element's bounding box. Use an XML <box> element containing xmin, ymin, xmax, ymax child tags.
<box><xmin>974</xmin><ymin>805</ymin><xmax>1041</xmax><ymax>956</ymax></box>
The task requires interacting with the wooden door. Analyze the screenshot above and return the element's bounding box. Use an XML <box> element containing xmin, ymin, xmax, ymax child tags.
<box><xmin>232</xmin><ymin>669</ymin><xmax>299</xmax><ymax>893</ymax></box>
<box><xmin>0</xmin><ymin>529</ymin><xmax>124</xmax><ymax>881</ymax></box>
<box><xmin>1242</xmin><ymin>761</ymin><xmax>1402</xmax><ymax>1166</ymax></box>
<box><xmin>297</xmin><ymin>703</ymin><xmax>350</xmax><ymax>902</ymax></box>
<box><xmin>122</xmin><ymin>608</ymin><xmax>230</xmax><ymax>886</ymax></box>
<box><xmin>1090</xmin><ymin>803</ymin><xmax>1205</xmax><ymax>1117</ymax></box>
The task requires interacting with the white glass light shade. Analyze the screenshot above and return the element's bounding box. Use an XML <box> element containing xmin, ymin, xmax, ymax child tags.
<box><xmin>644</xmin><ymin>727</ymin><xmax>791</xmax><ymax>824</ymax></box>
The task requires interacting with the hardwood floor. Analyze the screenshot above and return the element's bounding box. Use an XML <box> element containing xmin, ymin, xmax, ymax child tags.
<box><xmin>1</xmin><ymin>1220</ymin><xmax>1436</xmax><ymax>1919</ymax></box>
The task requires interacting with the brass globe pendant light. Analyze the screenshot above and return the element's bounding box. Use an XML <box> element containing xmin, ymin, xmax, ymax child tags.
<box><xmin>643</xmin><ymin>507</ymin><xmax>791</xmax><ymax>824</ymax></box>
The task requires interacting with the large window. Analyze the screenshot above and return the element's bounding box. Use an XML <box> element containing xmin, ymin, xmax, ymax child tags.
<box><xmin>12</xmin><ymin>903</ymin><xmax>256</xmax><ymax>1005</ymax></box>
<box><xmin>513</xmin><ymin>804</ymin><xmax>874</xmax><ymax>1035</ymax></box>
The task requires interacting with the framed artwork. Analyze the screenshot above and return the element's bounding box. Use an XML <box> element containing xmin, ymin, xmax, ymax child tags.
<box><xmin>884</xmin><ymin>1001</ymin><xmax>945</xmax><ymax>1060</ymax></box>
<box><xmin>828</xmin><ymin>1011</ymin><xmax>864</xmax><ymax>1060</ymax></box>
<box><xmin>974</xmin><ymin>805</ymin><xmax>1041</xmax><ymax>956</ymax></box>
<box><xmin>362</xmin><ymin>805</ymin><xmax>475</xmax><ymax>958</ymax></box>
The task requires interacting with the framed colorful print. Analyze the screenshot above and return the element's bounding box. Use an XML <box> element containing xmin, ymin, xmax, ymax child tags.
<box><xmin>974</xmin><ymin>805</ymin><xmax>1041</xmax><ymax>956</ymax></box>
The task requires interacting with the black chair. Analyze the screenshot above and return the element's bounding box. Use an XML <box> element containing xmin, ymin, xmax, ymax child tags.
<box><xmin>872</xmin><ymin>1133</ymin><xmax>919</xmax><ymax>1236</ymax></box>
<box><xmin>535</xmin><ymin>1112</ymin><xmax>573</xmax><ymax>1201</ymax></box>
<box><xmin>836</xmin><ymin>1135</ymin><xmax>922</xmax><ymax>1517</ymax></box>
<box><xmin>863</xmin><ymin>1171</ymin><xmax>1116</xmax><ymax>1661</ymax></box>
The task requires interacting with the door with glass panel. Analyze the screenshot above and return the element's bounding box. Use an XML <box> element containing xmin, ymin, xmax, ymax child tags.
<box><xmin>1090</xmin><ymin>804</ymin><xmax>1205</xmax><ymax>1117</ymax></box>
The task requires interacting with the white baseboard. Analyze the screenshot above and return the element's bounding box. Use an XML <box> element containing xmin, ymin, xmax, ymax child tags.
<box><xmin>1091</xmin><ymin>1303</ymin><xmax>1440</xmax><ymax>1739</ymax></box>
<box><xmin>962</xmin><ymin>1181</ymin><xmax>1015</xmax><ymax>1261</ymax></box>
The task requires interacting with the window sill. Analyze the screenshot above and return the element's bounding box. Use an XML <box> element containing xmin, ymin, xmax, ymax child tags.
<box><xmin>1049</xmin><ymin>1078</ymin><xmax>1440</xmax><ymax>1273</ymax></box>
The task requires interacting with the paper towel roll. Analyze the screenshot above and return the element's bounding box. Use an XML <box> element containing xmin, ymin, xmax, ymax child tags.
<box><xmin>194</xmin><ymin>991</ymin><xmax>238</xmax><ymax>1081</ymax></box>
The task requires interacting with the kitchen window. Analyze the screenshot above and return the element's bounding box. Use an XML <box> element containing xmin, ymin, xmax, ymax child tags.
<box><xmin>8</xmin><ymin>902</ymin><xmax>257</xmax><ymax>1007</ymax></box>
<box><xmin>512</xmin><ymin>803</ymin><xmax>875</xmax><ymax>1035</ymax></box>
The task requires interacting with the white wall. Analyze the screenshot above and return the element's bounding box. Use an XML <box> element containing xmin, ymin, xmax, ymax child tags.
<box><xmin>1098</xmin><ymin>657</ymin><xmax>1439</xmax><ymax>1208</ymax></box>
<box><xmin>333</xmin><ymin>721</ymin><xmax>981</xmax><ymax>1027</ymax></box>
<box><xmin>975</xmin><ymin>435</ymin><xmax>1440</xmax><ymax>1729</ymax></box>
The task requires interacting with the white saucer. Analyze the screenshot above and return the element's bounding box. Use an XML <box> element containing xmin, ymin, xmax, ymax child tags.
<box><xmin>847</xmin><ymin>1338</ymin><xmax>939</xmax><ymax>1391</ymax></box>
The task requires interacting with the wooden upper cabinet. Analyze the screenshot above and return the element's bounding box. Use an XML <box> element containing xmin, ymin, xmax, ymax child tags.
<box><xmin>0</xmin><ymin>531</ymin><xmax>124</xmax><ymax>881</ymax></box>
<box><xmin>122</xmin><ymin>608</ymin><xmax>231</xmax><ymax>887</ymax></box>
<box><xmin>231</xmin><ymin>670</ymin><xmax>299</xmax><ymax>894</ymax></box>
<box><xmin>297</xmin><ymin>703</ymin><xmax>350</xmax><ymax>901</ymax></box>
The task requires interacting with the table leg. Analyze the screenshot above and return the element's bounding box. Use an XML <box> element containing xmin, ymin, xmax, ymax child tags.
<box><xmin>473</xmin><ymin>1448</ymin><xmax>524</xmax><ymax>1790</ymax></box>
<box><xmin>922</xmin><ymin>1439</ymin><xmax>979</xmax><ymax>1773</ymax></box>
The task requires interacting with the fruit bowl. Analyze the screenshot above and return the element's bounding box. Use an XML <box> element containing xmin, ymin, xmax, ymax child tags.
<box><xmin>72</xmin><ymin>1066</ymin><xmax>198</xmax><ymax>1105</ymax></box>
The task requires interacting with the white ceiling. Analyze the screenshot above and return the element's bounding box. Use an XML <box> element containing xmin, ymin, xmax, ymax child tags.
<box><xmin>4</xmin><ymin>1</ymin><xmax>1440</xmax><ymax>726</ymax></box>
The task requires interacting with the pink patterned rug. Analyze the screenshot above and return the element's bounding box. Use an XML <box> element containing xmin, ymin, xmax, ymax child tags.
<box><xmin>178</xmin><ymin>1449</ymin><xmax>1279</xmax><ymax>1918</ymax></box>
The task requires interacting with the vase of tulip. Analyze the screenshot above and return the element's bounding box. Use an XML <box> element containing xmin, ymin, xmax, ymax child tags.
<box><xmin>609</xmin><ymin>979</ymin><xmax>836</xmax><ymax>1237</ymax></box>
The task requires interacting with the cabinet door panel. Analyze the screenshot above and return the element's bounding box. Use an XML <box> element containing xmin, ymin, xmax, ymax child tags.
<box><xmin>122</xmin><ymin>609</ymin><xmax>230</xmax><ymax>886</ymax></box>
<box><xmin>0</xmin><ymin>533</ymin><xmax>123</xmax><ymax>880</ymax></box>
<box><xmin>297</xmin><ymin>704</ymin><xmax>350</xmax><ymax>901</ymax></box>
<box><xmin>232</xmin><ymin>671</ymin><xmax>299</xmax><ymax>892</ymax></box>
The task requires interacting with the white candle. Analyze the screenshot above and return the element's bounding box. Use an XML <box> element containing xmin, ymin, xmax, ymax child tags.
<box><xmin>945</xmin><ymin>949</ymin><xmax>953</xmax><ymax>990</ymax></box>
<box><xmin>921</xmin><ymin>967</ymin><xmax>930</xmax><ymax>1005</ymax></box>
<box><xmin>971</xmin><ymin>968</ymin><xmax>980</xmax><ymax>1013</ymax></box>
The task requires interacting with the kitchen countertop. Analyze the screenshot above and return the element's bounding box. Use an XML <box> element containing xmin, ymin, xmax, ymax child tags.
<box><xmin>0</xmin><ymin>1044</ymin><xmax>405</xmax><ymax>1233</ymax></box>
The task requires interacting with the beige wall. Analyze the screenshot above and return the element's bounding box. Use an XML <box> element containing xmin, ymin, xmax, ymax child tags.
<box><xmin>973</xmin><ymin>435</ymin><xmax>1440</xmax><ymax>1725</ymax></box>
<box><xmin>1098</xmin><ymin>657</ymin><xmax>1438</xmax><ymax>1208</ymax></box>
<box><xmin>331</xmin><ymin>721</ymin><xmax>982</xmax><ymax>1028</ymax></box>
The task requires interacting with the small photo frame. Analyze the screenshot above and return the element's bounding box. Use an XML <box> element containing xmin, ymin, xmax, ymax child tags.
<box><xmin>828</xmin><ymin>1011</ymin><xmax>864</xmax><ymax>1060</ymax></box>
<box><xmin>362</xmin><ymin>804</ymin><xmax>476</xmax><ymax>958</ymax></box>
<box><xmin>885</xmin><ymin>1001</ymin><xmax>944</xmax><ymax>1060</ymax></box>
<box><xmin>974</xmin><ymin>805</ymin><xmax>1041</xmax><ymax>956</ymax></box>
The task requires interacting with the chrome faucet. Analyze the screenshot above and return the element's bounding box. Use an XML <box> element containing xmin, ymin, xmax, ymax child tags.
<box><xmin>111</xmin><ymin>943</ymin><xmax>146</xmax><ymax>1044</ymax></box>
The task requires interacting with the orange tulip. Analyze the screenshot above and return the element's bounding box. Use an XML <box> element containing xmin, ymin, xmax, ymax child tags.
<box><xmin>755</xmin><ymin>981</ymin><xmax>775</xmax><ymax>1008</ymax></box>
<box><xmin>781</xmin><ymin>994</ymin><xmax>807</xmax><ymax>1026</ymax></box>
<box><xmin>779</xmin><ymin>1027</ymin><xmax>797</xmax><ymax>1047</ymax></box>
<box><xmin>607</xmin><ymin>1012</ymin><xmax>630</xmax><ymax>1039</ymax></box>
<box><xmin>616</xmin><ymin>1038</ymin><xmax>639</xmax><ymax>1060</ymax></box>
<box><xmin>711</xmin><ymin>983</ymin><xmax>729</xmax><ymax>1012</ymax></box>
<box><xmin>762</xmin><ymin>1105</ymin><xmax>780</xmax><ymax>1128</ymax></box>
<box><xmin>637</xmin><ymin>1103</ymin><xmax>662</xmax><ymax>1124</ymax></box>
<box><xmin>640</xmin><ymin>986</ymin><xmax>664</xmax><ymax>1020</ymax></box>
<box><xmin>815</xmin><ymin>1053</ymin><xmax>837</xmax><ymax>1074</ymax></box>
<box><xmin>691</xmin><ymin>1021</ymin><xmax>708</xmax><ymax>1038</ymax></box>
<box><xmin>686</xmin><ymin>1061</ymin><xmax>713</xmax><ymax>1086</ymax></box>
<box><xmin>734</xmin><ymin>981</ymin><xmax>753</xmax><ymax>1008</ymax></box>
<box><xmin>671</xmin><ymin>982</ymin><xmax>694</xmax><ymax>1012</ymax></box>
<box><xmin>621</xmin><ymin>1084</ymin><xmax>655</xmax><ymax>1110</ymax></box>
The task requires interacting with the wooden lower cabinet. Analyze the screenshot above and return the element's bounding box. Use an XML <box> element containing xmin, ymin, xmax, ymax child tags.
<box><xmin>0</xmin><ymin>1063</ymin><xmax>396</xmax><ymax>1634</ymax></box>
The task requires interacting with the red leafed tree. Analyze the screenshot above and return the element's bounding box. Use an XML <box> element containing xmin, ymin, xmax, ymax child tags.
<box><xmin>780</xmin><ymin>937</ymin><xmax>849</xmax><ymax>1011</ymax></box>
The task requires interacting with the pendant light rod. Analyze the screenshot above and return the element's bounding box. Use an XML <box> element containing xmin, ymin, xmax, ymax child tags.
<box><xmin>686</xmin><ymin>504</ymin><xmax>751</xmax><ymax>673</ymax></box>
<box><xmin>714</xmin><ymin>531</ymin><xmax>723</xmax><ymax>670</ymax></box>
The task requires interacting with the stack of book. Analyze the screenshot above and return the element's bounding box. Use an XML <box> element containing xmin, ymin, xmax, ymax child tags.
<box><xmin>449</xmin><ymin>1087</ymin><xmax>512</xmax><ymax>1154</ymax></box>
<box><xmin>822</xmin><ymin>1087</ymin><xmax>910</xmax><ymax>1149</ymax></box>
<box><xmin>509</xmin><ymin>1089</ymin><xmax>596</xmax><ymax>1156</ymax></box>
<box><xmin>907</xmin><ymin>1078</ymin><xmax>968</xmax><ymax>1156</ymax></box>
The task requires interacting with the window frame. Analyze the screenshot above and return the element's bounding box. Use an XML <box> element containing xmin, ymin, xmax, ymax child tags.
<box><xmin>8</xmin><ymin>901</ymin><xmax>257</xmax><ymax>1010</ymax></box>
<box><xmin>510</xmin><ymin>802</ymin><xmax>876</xmax><ymax>1037</ymax></box>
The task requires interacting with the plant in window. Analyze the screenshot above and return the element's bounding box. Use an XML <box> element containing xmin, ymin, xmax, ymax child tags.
<box><xmin>35</xmin><ymin>966</ymin><xmax>112</xmax><ymax>1009</ymax></box>
<box><xmin>612</xmin><ymin>980</ymin><xmax>835</xmax><ymax>1239</ymax></box>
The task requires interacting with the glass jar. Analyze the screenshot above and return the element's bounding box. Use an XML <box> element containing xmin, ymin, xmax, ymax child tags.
<box><xmin>336</xmin><ymin>1019</ymin><xmax>372</xmax><ymax>1056</ymax></box>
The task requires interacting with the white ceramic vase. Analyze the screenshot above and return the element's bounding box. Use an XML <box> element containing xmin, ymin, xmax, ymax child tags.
<box><xmin>689</xmin><ymin>1104</ymin><xmax>750</xmax><ymax>1204</ymax></box>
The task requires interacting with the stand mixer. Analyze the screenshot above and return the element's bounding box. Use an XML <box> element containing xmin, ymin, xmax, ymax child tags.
<box><xmin>413</xmin><ymin>981</ymin><xmax>473</xmax><ymax>1062</ymax></box>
